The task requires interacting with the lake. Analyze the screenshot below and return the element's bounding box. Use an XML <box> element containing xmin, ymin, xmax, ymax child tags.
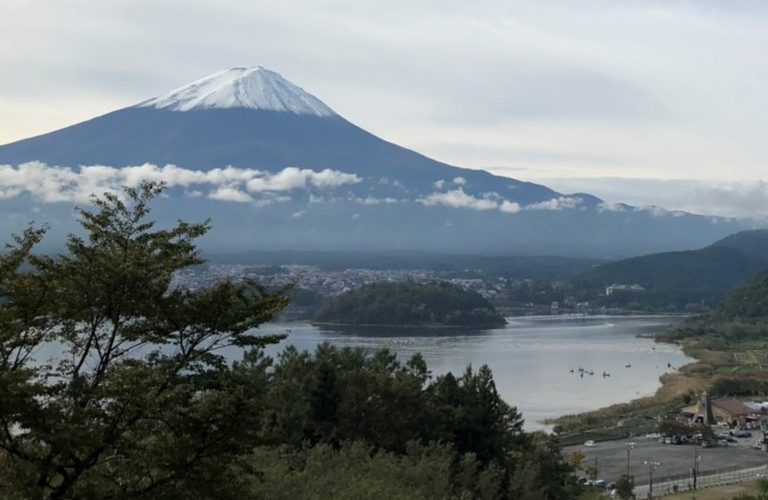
<box><xmin>252</xmin><ymin>315</ymin><xmax>692</xmax><ymax>430</ymax></box>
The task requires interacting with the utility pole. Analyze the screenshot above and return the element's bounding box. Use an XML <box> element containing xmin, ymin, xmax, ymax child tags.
<box><xmin>692</xmin><ymin>435</ymin><xmax>702</xmax><ymax>490</ymax></box>
<box><xmin>643</xmin><ymin>460</ymin><xmax>660</xmax><ymax>500</ymax></box>
<box><xmin>625</xmin><ymin>441</ymin><xmax>635</xmax><ymax>478</ymax></box>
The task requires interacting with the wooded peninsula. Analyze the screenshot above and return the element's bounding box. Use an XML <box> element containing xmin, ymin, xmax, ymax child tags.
<box><xmin>314</xmin><ymin>281</ymin><xmax>508</xmax><ymax>327</ymax></box>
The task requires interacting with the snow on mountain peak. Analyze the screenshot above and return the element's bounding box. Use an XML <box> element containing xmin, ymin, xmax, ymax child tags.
<box><xmin>137</xmin><ymin>67</ymin><xmax>336</xmax><ymax>116</ymax></box>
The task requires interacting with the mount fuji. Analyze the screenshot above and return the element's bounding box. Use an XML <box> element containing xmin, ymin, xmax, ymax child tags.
<box><xmin>0</xmin><ymin>67</ymin><xmax>745</xmax><ymax>256</ymax></box>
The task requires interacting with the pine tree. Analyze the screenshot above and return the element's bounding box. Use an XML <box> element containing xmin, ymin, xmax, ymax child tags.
<box><xmin>0</xmin><ymin>183</ymin><xmax>289</xmax><ymax>498</ymax></box>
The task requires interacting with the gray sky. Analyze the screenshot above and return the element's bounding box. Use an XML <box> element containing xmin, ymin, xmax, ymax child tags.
<box><xmin>1</xmin><ymin>0</ymin><xmax>767</xmax><ymax>216</ymax></box>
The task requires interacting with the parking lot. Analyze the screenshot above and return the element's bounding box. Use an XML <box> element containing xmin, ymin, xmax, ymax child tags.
<box><xmin>563</xmin><ymin>435</ymin><xmax>768</xmax><ymax>486</ymax></box>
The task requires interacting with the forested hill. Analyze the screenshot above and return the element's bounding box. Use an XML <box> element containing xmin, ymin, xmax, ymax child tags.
<box><xmin>717</xmin><ymin>268</ymin><xmax>768</xmax><ymax>320</ymax></box>
<box><xmin>580</xmin><ymin>245</ymin><xmax>768</xmax><ymax>291</ymax></box>
<box><xmin>577</xmin><ymin>230</ymin><xmax>768</xmax><ymax>305</ymax></box>
<box><xmin>710</xmin><ymin>229</ymin><xmax>768</xmax><ymax>259</ymax></box>
<box><xmin>314</xmin><ymin>282</ymin><xmax>507</xmax><ymax>327</ymax></box>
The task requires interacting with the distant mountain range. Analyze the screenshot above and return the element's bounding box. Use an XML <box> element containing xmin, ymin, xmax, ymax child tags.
<box><xmin>579</xmin><ymin>229</ymin><xmax>768</xmax><ymax>307</ymax></box>
<box><xmin>0</xmin><ymin>66</ymin><xmax>750</xmax><ymax>256</ymax></box>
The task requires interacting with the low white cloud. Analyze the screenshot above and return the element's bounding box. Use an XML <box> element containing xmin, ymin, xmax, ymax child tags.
<box><xmin>545</xmin><ymin>177</ymin><xmax>768</xmax><ymax>219</ymax></box>
<box><xmin>291</xmin><ymin>210</ymin><xmax>306</xmax><ymax>218</ymax></box>
<box><xmin>597</xmin><ymin>202</ymin><xmax>627</xmax><ymax>212</ymax></box>
<box><xmin>418</xmin><ymin>188</ymin><xmax>498</xmax><ymax>211</ymax></box>
<box><xmin>499</xmin><ymin>200</ymin><xmax>521</xmax><ymax>213</ymax></box>
<box><xmin>245</xmin><ymin>166</ymin><xmax>360</xmax><ymax>191</ymax></box>
<box><xmin>351</xmin><ymin>196</ymin><xmax>398</xmax><ymax>205</ymax></box>
<box><xmin>634</xmin><ymin>205</ymin><xmax>669</xmax><ymax>217</ymax></box>
<box><xmin>208</xmin><ymin>186</ymin><xmax>253</xmax><ymax>203</ymax></box>
<box><xmin>378</xmin><ymin>177</ymin><xmax>404</xmax><ymax>188</ymax></box>
<box><xmin>434</xmin><ymin>179</ymin><xmax>446</xmax><ymax>189</ymax></box>
<box><xmin>453</xmin><ymin>176</ymin><xmax>467</xmax><ymax>186</ymax></box>
<box><xmin>0</xmin><ymin>162</ymin><xmax>361</xmax><ymax>204</ymax></box>
<box><xmin>418</xmin><ymin>188</ymin><xmax>585</xmax><ymax>214</ymax></box>
<box><xmin>524</xmin><ymin>196</ymin><xmax>582</xmax><ymax>211</ymax></box>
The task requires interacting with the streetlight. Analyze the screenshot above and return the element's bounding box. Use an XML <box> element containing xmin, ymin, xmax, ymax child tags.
<box><xmin>643</xmin><ymin>460</ymin><xmax>660</xmax><ymax>500</ymax></box>
<box><xmin>692</xmin><ymin>434</ymin><xmax>702</xmax><ymax>490</ymax></box>
<box><xmin>625</xmin><ymin>441</ymin><xmax>636</xmax><ymax>478</ymax></box>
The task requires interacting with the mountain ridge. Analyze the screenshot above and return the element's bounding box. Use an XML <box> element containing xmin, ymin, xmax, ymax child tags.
<box><xmin>579</xmin><ymin>229</ymin><xmax>768</xmax><ymax>307</ymax></box>
<box><xmin>0</xmin><ymin>67</ymin><xmax>747</xmax><ymax>256</ymax></box>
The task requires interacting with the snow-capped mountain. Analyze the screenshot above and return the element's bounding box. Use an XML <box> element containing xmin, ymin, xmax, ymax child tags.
<box><xmin>138</xmin><ymin>67</ymin><xmax>336</xmax><ymax>116</ymax></box>
<box><xmin>0</xmin><ymin>67</ymin><xmax>745</xmax><ymax>256</ymax></box>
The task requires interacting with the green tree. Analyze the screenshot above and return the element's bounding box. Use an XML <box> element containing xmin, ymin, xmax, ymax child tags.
<box><xmin>616</xmin><ymin>474</ymin><xmax>635</xmax><ymax>499</ymax></box>
<box><xmin>314</xmin><ymin>281</ymin><xmax>507</xmax><ymax>327</ymax></box>
<box><xmin>244</xmin><ymin>440</ymin><xmax>508</xmax><ymax>500</ymax></box>
<box><xmin>0</xmin><ymin>183</ymin><xmax>289</xmax><ymax>498</ymax></box>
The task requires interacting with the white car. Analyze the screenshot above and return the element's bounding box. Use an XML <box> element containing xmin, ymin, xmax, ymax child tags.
<box><xmin>584</xmin><ymin>440</ymin><xmax>596</xmax><ymax>447</ymax></box>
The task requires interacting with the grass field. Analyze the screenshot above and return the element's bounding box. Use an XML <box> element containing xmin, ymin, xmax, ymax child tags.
<box><xmin>664</xmin><ymin>480</ymin><xmax>758</xmax><ymax>499</ymax></box>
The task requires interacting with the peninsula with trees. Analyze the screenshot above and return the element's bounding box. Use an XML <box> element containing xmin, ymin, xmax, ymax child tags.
<box><xmin>314</xmin><ymin>281</ymin><xmax>508</xmax><ymax>328</ymax></box>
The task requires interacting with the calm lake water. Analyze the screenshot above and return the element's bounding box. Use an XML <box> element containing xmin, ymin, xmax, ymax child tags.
<box><xmin>251</xmin><ymin>315</ymin><xmax>692</xmax><ymax>430</ymax></box>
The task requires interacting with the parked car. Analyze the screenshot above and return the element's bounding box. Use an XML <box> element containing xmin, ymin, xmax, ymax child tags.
<box><xmin>584</xmin><ymin>440</ymin><xmax>596</xmax><ymax>447</ymax></box>
<box><xmin>593</xmin><ymin>480</ymin><xmax>606</xmax><ymax>490</ymax></box>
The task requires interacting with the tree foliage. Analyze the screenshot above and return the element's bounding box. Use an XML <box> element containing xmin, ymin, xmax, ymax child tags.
<box><xmin>0</xmin><ymin>183</ymin><xmax>290</xmax><ymax>498</ymax></box>
<box><xmin>615</xmin><ymin>474</ymin><xmax>634</xmax><ymax>500</ymax></box>
<box><xmin>718</xmin><ymin>268</ymin><xmax>768</xmax><ymax>321</ymax></box>
<box><xmin>0</xmin><ymin>183</ymin><xmax>577</xmax><ymax>499</ymax></box>
<box><xmin>315</xmin><ymin>281</ymin><xmax>507</xmax><ymax>327</ymax></box>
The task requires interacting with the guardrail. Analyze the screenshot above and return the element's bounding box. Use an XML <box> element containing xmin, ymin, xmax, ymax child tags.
<box><xmin>634</xmin><ymin>463</ymin><xmax>768</xmax><ymax>498</ymax></box>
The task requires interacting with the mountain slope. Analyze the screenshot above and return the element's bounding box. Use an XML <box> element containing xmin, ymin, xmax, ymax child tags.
<box><xmin>0</xmin><ymin>67</ymin><xmax>747</xmax><ymax>256</ymax></box>
<box><xmin>582</xmin><ymin>245</ymin><xmax>768</xmax><ymax>290</ymax></box>
<box><xmin>710</xmin><ymin>229</ymin><xmax>768</xmax><ymax>259</ymax></box>
<box><xmin>0</xmin><ymin>68</ymin><xmax>557</xmax><ymax>204</ymax></box>
<box><xmin>580</xmin><ymin>229</ymin><xmax>768</xmax><ymax>306</ymax></box>
<box><xmin>717</xmin><ymin>268</ymin><xmax>768</xmax><ymax>320</ymax></box>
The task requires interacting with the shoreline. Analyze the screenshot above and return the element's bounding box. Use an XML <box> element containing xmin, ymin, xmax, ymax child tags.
<box><xmin>310</xmin><ymin>321</ymin><xmax>507</xmax><ymax>329</ymax></box>
<box><xmin>545</xmin><ymin>333</ymin><xmax>708</xmax><ymax>435</ymax></box>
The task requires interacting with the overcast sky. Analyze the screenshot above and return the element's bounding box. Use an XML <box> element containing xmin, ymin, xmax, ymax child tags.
<box><xmin>1</xmin><ymin>0</ymin><xmax>767</xmax><ymax>217</ymax></box>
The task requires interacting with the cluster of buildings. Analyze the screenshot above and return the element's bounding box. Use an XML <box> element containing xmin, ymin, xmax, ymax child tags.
<box><xmin>171</xmin><ymin>265</ymin><xmax>646</xmax><ymax>316</ymax></box>
<box><xmin>171</xmin><ymin>263</ymin><xmax>509</xmax><ymax>299</ymax></box>
<box><xmin>684</xmin><ymin>391</ymin><xmax>767</xmax><ymax>432</ymax></box>
<box><xmin>605</xmin><ymin>284</ymin><xmax>645</xmax><ymax>296</ymax></box>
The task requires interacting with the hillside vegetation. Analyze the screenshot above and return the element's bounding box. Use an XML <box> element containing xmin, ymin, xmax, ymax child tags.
<box><xmin>711</xmin><ymin>229</ymin><xmax>768</xmax><ymax>258</ymax></box>
<box><xmin>315</xmin><ymin>281</ymin><xmax>507</xmax><ymax>327</ymax></box>
<box><xmin>718</xmin><ymin>268</ymin><xmax>768</xmax><ymax>320</ymax></box>
<box><xmin>658</xmin><ymin>267</ymin><xmax>768</xmax><ymax>399</ymax></box>
<box><xmin>578</xmin><ymin>229</ymin><xmax>768</xmax><ymax>309</ymax></box>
